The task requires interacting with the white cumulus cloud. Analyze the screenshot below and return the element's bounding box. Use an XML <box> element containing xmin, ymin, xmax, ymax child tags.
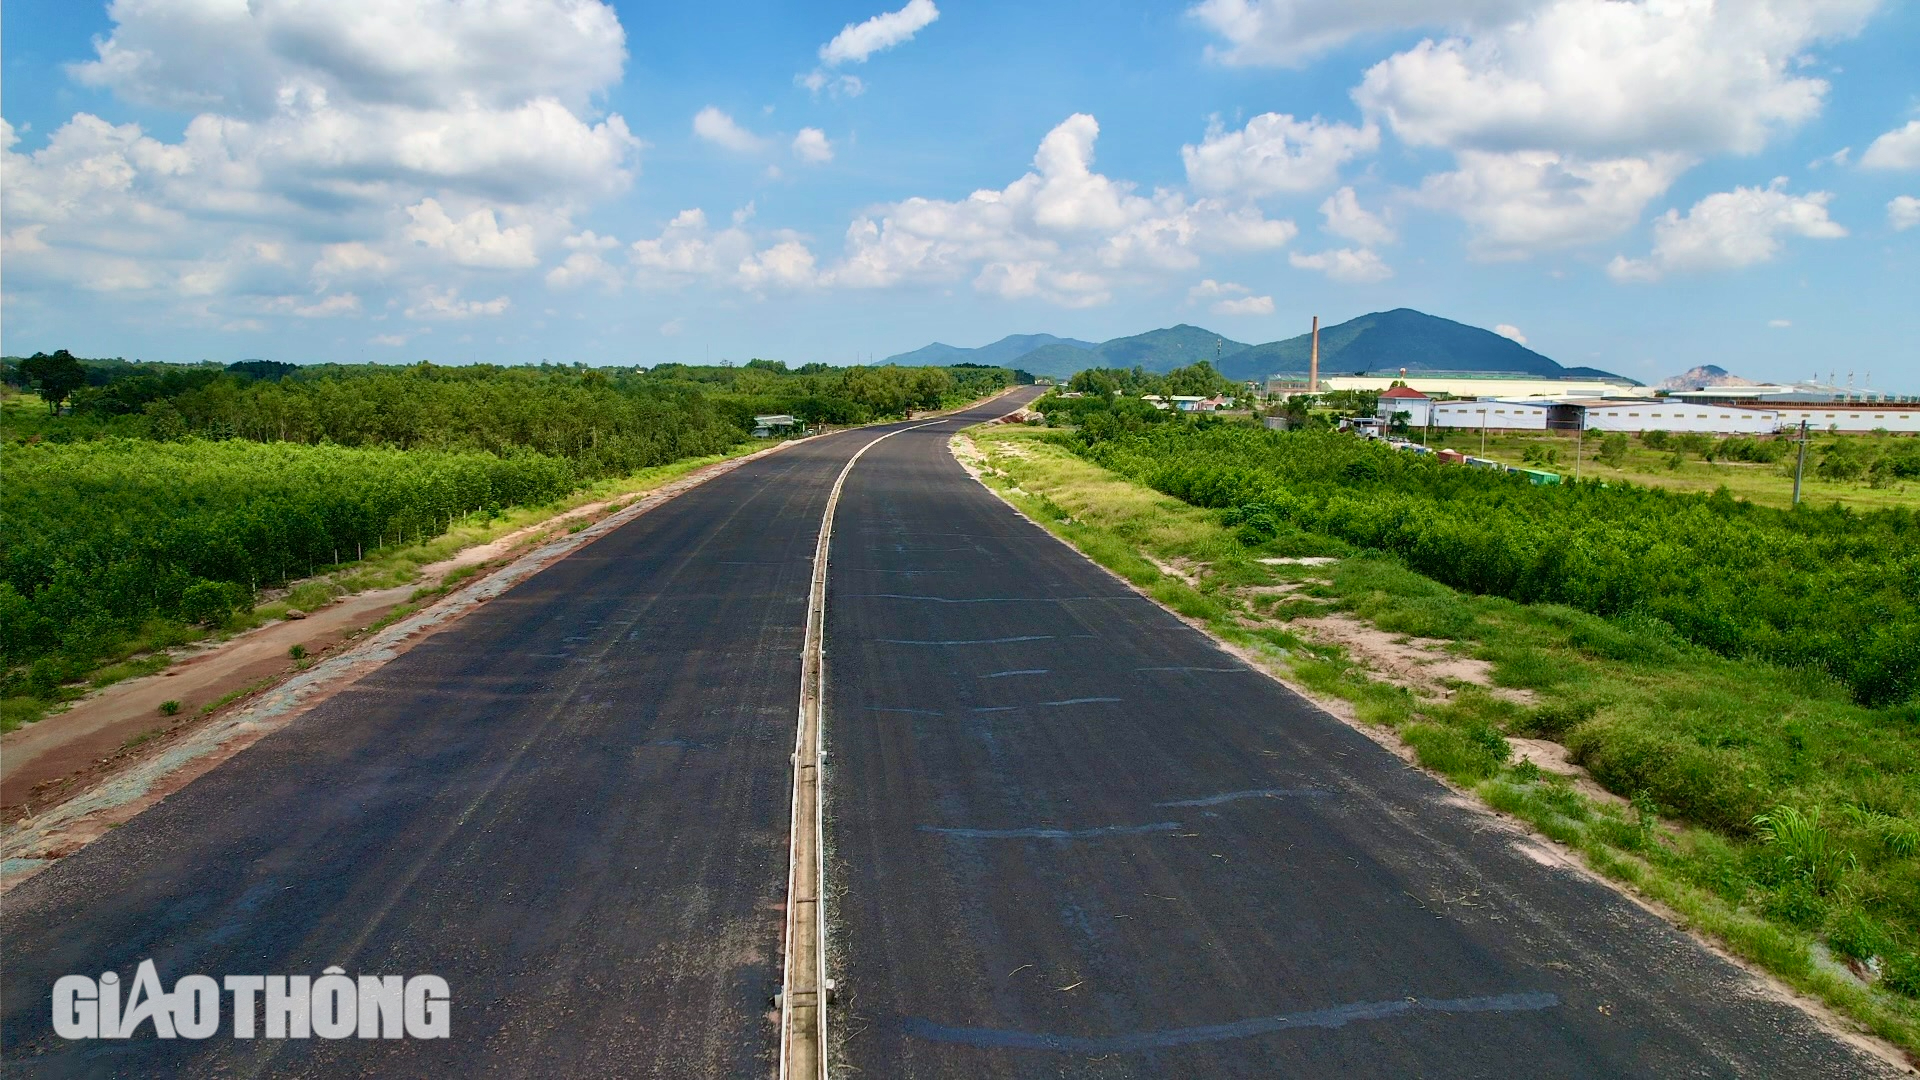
<box><xmin>1289</xmin><ymin>247</ymin><xmax>1393</xmax><ymax>283</ymax></box>
<box><xmin>1493</xmin><ymin>323</ymin><xmax>1527</xmax><ymax>344</ymax></box>
<box><xmin>1319</xmin><ymin>186</ymin><xmax>1395</xmax><ymax>246</ymax></box>
<box><xmin>693</xmin><ymin>107</ymin><xmax>769</xmax><ymax>153</ymax></box>
<box><xmin>1418</xmin><ymin>149</ymin><xmax>1692</xmax><ymax>258</ymax></box>
<box><xmin>829</xmin><ymin>113</ymin><xmax>1297</xmax><ymax>306</ymax></box>
<box><xmin>1862</xmin><ymin>120</ymin><xmax>1920</xmax><ymax>170</ymax></box>
<box><xmin>1183</xmin><ymin>114</ymin><xmax>1379</xmax><ymax>197</ymax></box>
<box><xmin>793</xmin><ymin>128</ymin><xmax>834</xmax><ymax>164</ymax></box>
<box><xmin>1889</xmin><ymin>195</ymin><xmax>1920</xmax><ymax>231</ymax></box>
<box><xmin>405</xmin><ymin>286</ymin><xmax>511</xmax><ymax>319</ymax></box>
<box><xmin>820</xmin><ymin>0</ymin><xmax>940</xmax><ymax>65</ymax></box>
<box><xmin>1347</xmin><ymin>0</ymin><xmax>1879</xmax><ymax>256</ymax></box>
<box><xmin>4</xmin><ymin>0</ymin><xmax>639</xmax><ymax>326</ymax></box>
<box><xmin>1608</xmin><ymin>179</ymin><xmax>1846</xmax><ymax>282</ymax></box>
<box><xmin>403</xmin><ymin>198</ymin><xmax>538</xmax><ymax>269</ymax></box>
<box><xmin>1189</xmin><ymin>0</ymin><xmax>1535</xmax><ymax>66</ymax></box>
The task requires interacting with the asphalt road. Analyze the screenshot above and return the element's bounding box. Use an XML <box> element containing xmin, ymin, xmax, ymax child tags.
<box><xmin>0</xmin><ymin>386</ymin><xmax>1897</xmax><ymax>1077</ymax></box>
<box><xmin>822</xmin><ymin>419</ymin><xmax>1897</xmax><ymax>1078</ymax></box>
<box><xmin>0</xmin><ymin>395</ymin><xmax>1031</xmax><ymax>1078</ymax></box>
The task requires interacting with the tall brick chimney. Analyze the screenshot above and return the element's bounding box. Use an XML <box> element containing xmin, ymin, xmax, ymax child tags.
<box><xmin>1309</xmin><ymin>316</ymin><xmax>1320</xmax><ymax>392</ymax></box>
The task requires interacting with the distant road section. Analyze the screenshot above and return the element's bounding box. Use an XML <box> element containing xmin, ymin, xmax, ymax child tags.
<box><xmin>821</xmin><ymin>417</ymin><xmax>1897</xmax><ymax>1077</ymax></box>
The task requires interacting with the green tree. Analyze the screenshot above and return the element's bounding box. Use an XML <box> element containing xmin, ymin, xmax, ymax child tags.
<box><xmin>1596</xmin><ymin>433</ymin><xmax>1629</xmax><ymax>468</ymax></box>
<box><xmin>20</xmin><ymin>350</ymin><xmax>86</xmax><ymax>414</ymax></box>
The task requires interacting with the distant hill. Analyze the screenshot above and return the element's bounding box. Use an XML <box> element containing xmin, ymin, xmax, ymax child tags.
<box><xmin>1224</xmin><ymin>309</ymin><xmax>1628</xmax><ymax>384</ymax></box>
<box><xmin>1660</xmin><ymin>364</ymin><xmax>1759</xmax><ymax>391</ymax></box>
<box><xmin>883</xmin><ymin>308</ymin><xmax>1632</xmax><ymax>384</ymax></box>
<box><xmin>884</xmin><ymin>333</ymin><xmax>1096</xmax><ymax>370</ymax></box>
<box><xmin>1082</xmin><ymin>324</ymin><xmax>1248</xmax><ymax>371</ymax></box>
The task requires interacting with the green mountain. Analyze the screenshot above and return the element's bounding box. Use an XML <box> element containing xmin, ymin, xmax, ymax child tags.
<box><xmin>1085</xmin><ymin>324</ymin><xmax>1248</xmax><ymax>370</ymax></box>
<box><xmin>884</xmin><ymin>333</ymin><xmax>1096</xmax><ymax>369</ymax></box>
<box><xmin>1006</xmin><ymin>342</ymin><xmax>1098</xmax><ymax>377</ymax></box>
<box><xmin>883</xmin><ymin>309</ymin><xmax>1631</xmax><ymax>384</ymax></box>
<box><xmin>1222</xmin><ymin>309</ymin><xmax>1629</xmax><ymax>384</ymax></box>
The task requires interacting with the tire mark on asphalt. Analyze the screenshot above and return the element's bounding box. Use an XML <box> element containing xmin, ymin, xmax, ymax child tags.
<box><xmin>918</xmin><ymin>822</ymin><xmax>1181</xmax><ymax>840</ymax></box>
<box><xmin>898</xmin><ymin>991</ymin><xmax>1562</xmax><ymax>1053</ymax></box>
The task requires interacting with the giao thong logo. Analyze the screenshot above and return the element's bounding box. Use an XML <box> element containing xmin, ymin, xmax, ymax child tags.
<box><xmin>53</xmin><ymin>960</ymin><xmax>449</xmax><ymax>1040</ymax></box>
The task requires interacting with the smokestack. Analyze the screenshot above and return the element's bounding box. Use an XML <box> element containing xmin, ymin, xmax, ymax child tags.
<box><xmin>1309</xmin><ymin>316</ymin><xmax>1320</xmax><ymax>392</ymax></box>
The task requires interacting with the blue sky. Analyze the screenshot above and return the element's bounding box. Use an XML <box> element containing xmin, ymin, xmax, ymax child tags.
<box><xmin>3</xmin><ymin>1</ymin><xmax>1918</xmax><ymax>388</ymax></box>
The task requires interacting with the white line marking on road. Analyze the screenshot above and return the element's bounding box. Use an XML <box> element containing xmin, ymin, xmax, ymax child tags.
<box><xmin>780</xmin><ymin>418</ymin><xmax>946</xmax><ymax>1080</ymax></box>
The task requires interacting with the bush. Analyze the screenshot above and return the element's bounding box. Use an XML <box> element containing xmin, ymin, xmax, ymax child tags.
<box><xmin>159</xmin><ymin>699</ymin><xmax>180</xmax><ymax>716</ymax></box>
<box><xmin>1565</xmin><ymin>717</ymin><xmax>1765</xmax><ymax>832</ymax></box>
<box><xmin>1825</xmin><ymin>908</ymin><xmax>1892</xmax><ymax>962</ymax></box>
<box><xmin>179</xmin><ymin>579</ymin><xmax>242</xmax><ymax>626</ymax></box>
<box><xmin>1883</xmin><ymin>953</ymin><xmax>1920</xmax><ymax>998</ymax></box>
<box><xmin>1752</xmin><ymin>805</ymin><xmax>1854</xmax><ymax>895</ymax></box>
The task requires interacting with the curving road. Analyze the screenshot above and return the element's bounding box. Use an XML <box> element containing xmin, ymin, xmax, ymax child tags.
<box><xmin>1</xmin><ymin>384</ymin><xmax>1897</xmax><ymax>1077</ymax></box>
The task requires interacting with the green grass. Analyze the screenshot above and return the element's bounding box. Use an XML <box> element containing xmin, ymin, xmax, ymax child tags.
<box><xmin>199</xmin><ymin>677</ymin><xmax>276</xmax><ymax>716</ymax></box>
<box><xmin>966</xmin><ymin>424</ymin><xmax>1920</xmax><ymax>1055</ymax></box>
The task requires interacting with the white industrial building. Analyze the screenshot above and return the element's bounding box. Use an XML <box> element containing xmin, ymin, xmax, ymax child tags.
<box><xmin>1572</xmin><ymin>401</ymin><xmax>1782</xmax><ymax>434</ymax></box>
<box><xmin>1428</xmin><ymin>399</ymin><xmax>1551</xmax><ymax>430</ymax></box>
<box><xmin>1421</xmin><ymin>399</ymin><xmax>1920</xmax><ymax>435</ymax></box>
<box><xmin>1766</xmin><ymin>403</ymin><xmax>1920</xmax><ymax>434</ymax></box>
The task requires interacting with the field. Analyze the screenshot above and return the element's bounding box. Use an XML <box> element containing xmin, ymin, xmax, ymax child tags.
<box><xmin>0</xmin><ymin>357</ymin><xmax>1017</xmax><ymax>727</ymax></box>
<box><xmin>1421</xmin><ymin>427</ymin><xmax>1920</xmax><ymax>513</ymax></box>
<box><xmin>962</xmin><ymin>419</ymin><xmax>1920</xmax><ymax>1054</ymax></box>
<box><xmin>1083</xmin><ymin>422</ymin><xmax>1919</xmax><ymax>708</ymax></box>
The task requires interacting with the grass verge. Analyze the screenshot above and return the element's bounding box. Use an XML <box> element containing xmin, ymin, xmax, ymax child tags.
<box><xmin>962</xmin><ymin>423</ymin><xmax>1920</xmax><ymax>1058</ymax></box>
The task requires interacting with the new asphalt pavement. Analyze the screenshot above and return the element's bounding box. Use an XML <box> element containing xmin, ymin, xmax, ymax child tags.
<box><xmin>0</xmin><ymin>394</ymin><xmax>1033</xmax><ymax>1077</ymax></box>
<box><xmin>821</xmin><ymin>417</ymin><xmax>1897</xmax><ymax>1078</ymax></box>
<box><xmin>0</xmin><ymin>385</ymin><xmax>1899</xmax><ymax>1077</ymax></box>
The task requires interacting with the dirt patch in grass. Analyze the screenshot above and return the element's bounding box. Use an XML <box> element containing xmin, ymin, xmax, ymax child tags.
<box><xmin>1291</xmin><ymin>613</ymin><xmax>1535</xmax><ymax>705</ymax></box>
<box><xmin>1507</xmin><ymin>737</ymin><xmax>1626</xmax><ymax>808</ymax></box>
<box><xmin>1259</xmin><ymin>556</ymin><xmax>1340</xmax><ymax>566</ymax></box>
<box><xmin>1146</xmin><ymin>555</ymin><xmax>1207</xmax><ymax>589</ymax></box>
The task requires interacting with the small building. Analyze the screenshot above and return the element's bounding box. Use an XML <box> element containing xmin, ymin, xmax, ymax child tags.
<box><xmin>752</xmin><ymin>414</ymin><xmax>800</xmax><ymax>437</ymax></box>
<box><xmin>1143</xmin><ymin>395</ymin><xmax>1209</xmax><ymax>411</ymax></box>
<box><xmin>1375</xmin><ymin>386</ymin><xmax>1434</xmax><ymax>428</ymax></box>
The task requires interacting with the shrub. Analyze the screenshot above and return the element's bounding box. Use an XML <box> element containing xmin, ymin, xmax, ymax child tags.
<box><xmin>1565</xmin><ymin>717</ymin><xmax>1765</xmax><ymax>832</ymax></box>
<box><xmin>1825</xmin><ymin>908</ymin><xmax>1892</xmax><ymax>962</ymax></box>
<box><xmin>1752</xmin><ymin>805</ymin><xmax>1854</xmax><ymax>895</ymax></box>
<box><xmin>159</xmin><ymin>700</ymin><xmax>180</xmax><ymax>716</ymax></box>
<box><xmin>179</xmin><ymin>580</ymin><xmax>241</xmax><ymax>626</ymax></box>
<box><xmin>1884</xmin><ymin>952</ymin><xmax>1920</xmax><ymax>998</ymax></box>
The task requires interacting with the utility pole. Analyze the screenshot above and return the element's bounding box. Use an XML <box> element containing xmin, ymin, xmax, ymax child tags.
<box><xmin>1480</xmin><ymin>407</ymin><xmax>1488</xmax><ymax>457</ymax></box>
<box><xmin>1792</xmin><ymin>419</ymin><xmax>1809</xmax><ymax>506</ymax></box>
<box><xmin>1574</xmin><ymin>419</ymin><xmax>1583</xmax><ymax>481</ymax></box>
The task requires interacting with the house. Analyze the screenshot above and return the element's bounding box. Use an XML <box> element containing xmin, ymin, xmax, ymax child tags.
<box><xmin>752</xmin><ymin>414</ymin><xmax>800</xmax><ymax>437</ymax></box>
<box><xmin>1375</xmin><ymin>386</ymin><xmax>1433</xmax><ymax>428</ymax></box>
